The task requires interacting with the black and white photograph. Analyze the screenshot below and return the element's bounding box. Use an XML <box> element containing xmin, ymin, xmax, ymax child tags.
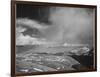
<box><xmin>11</xmin><ymin>1</ymin><xmax>97</xmax><ymax>76</ymax></box>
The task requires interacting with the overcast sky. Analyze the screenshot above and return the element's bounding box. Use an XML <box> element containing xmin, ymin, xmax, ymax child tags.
<box><xmin>16</xmin><ymin>4</ymin><xmax>95</xmax><ymax>47</ymax></box>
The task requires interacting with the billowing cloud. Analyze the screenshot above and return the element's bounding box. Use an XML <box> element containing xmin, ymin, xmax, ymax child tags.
<box><xmin>49</xmin><ymin>7</ymin><xmax>95</xmax><ymax>46</ymax></box>
<box><xmin>16</xmin><ymin>33</ymin><xmax>47</xmax><ymax>45</ymax></box>
<box><xmin>16</xmin><ymin>18</ymin><xmax>48</xmax><ymax>30</ymax></box>
<box><xmin>16</xmin><ymin>7</ymin><xmax>95</xmax><ymax>48</ymax></box>
<box><xmin>16</xmin><ymin>18</ymin><xmax>58</xmax><ymax>46</ymax></box>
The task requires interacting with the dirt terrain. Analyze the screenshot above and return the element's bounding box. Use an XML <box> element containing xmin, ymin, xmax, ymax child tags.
<box><xmin>16</xmin><ymin>45</ymin><xmax>93</xmax><ymax>73</ymax></box>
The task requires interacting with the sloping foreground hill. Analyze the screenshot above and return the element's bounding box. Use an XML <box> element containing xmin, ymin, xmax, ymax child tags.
<box><xmin>16</xmin><ymin>45</ymin><xmax>93</xmax><ymax>73</ymax></box>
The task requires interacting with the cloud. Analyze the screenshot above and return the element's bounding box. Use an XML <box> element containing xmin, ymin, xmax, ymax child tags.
<box><xmin>49</xmin><ymin>7</ymin><xmax>95</xmax><ymax>45</ymax></box>
<box><xmin>16</xmin><ymin>18</ymin><xmax>58</xmax><ymax>46</ymax></box>
<box><xmin>16</xmin><ymin>7</ymin><xmax>95</xmax><ymax>47</ymax></box>
<box><xmin>16</xmin><ymin>33</ymin><xmax>46</xmax><ymax>45</ymax></box>
<box><xmin>16</xmin><ymin>32</ymin><xmax>58</xmax><ymax>46</ymax></box>
<box><xmin>16</xmin><ymin>18</ymin><xmax>48</xmax><ymax>30</ymax></box>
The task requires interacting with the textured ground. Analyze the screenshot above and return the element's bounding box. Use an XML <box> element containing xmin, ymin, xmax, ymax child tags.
<box><xmin>16</xmin><ymin>45</ymin><xmax>93</xmax><ymax>73</ymax></box>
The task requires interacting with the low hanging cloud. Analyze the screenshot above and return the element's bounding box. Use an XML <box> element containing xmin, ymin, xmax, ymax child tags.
<box><xmin>16</xmin><ymin>18</ymin><xmax>48</xmax><ymax>30</ymax></box>
<box><xmin>16</xmin><ymin>33</ymin><xmax>49</xmax><ymax>45</ymax></box>
<box><xmin>16</xmin><ymin>7</ymin><xmax>95</xmax><ymax>47</ymax></box>
<box><xmin>16</xmin><ymin>18</ymin><xmax>58</xmax><ymax>46</ymax></box>
<box><xmin>49</xmin><ymin>7</ymin><xmax>95</xmax><ymax>46</ymax></box>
